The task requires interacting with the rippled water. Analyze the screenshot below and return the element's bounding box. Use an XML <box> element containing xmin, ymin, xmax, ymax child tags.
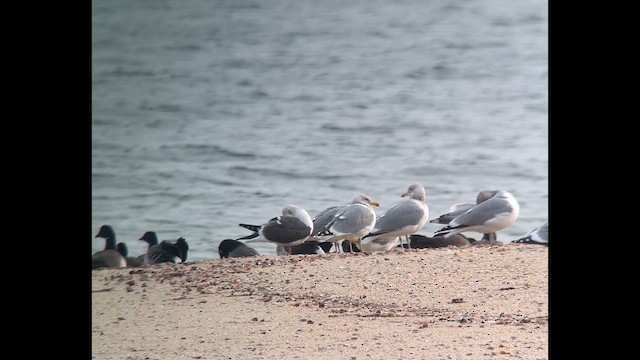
<box><xmin>92</xmin><ymin>0</ymin><xmax>548</xmax><ymax>260</ymax></box>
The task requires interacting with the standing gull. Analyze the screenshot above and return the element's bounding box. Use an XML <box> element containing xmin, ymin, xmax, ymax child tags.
<box><xmin>512</xmin><ymin>221</ymin><xmax>548</xmax><ymax>245</ymax></box>
<box><xmin>433</xmin><ymin>190</ymin><xmax>520</xmax><ymax>243</ymax></box>
<box><xmin>313</xmin><ymin>194</ymin><xmax>380</xmax><ymax>253</ymax></box>
<box><xmin>361</xmin><ymin>183</ymin><xmax>429</xmax><ymax>251</ymax></box>
<box><xmin>237</xmin><ymin>204</ymin><xmax>314</xmax><ymax>255</ymax></box>
<box><xmin>308</xmin><ymin>205</ymin><xmax>347</xmax><ymax>252</ymax></box>
<box><xmin>430</xmin><ymin>190</ymin><xmax>499</xmax><ymax>224</ymax></box>
<box><xmin>430</xmin><ymin>189</ymin><xmax>500</xmax><ymax>241</ymax></box>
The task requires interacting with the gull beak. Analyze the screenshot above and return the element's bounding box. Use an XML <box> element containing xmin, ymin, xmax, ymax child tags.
<box><xmin>371</xmin><ymin>201</ymin><xmax>380</xmax><ymax>207</ymax></box>
<box><xmin>401</xmin><ymin>191</ymin><xmax>409</xmax><ymax>197</ymax></box>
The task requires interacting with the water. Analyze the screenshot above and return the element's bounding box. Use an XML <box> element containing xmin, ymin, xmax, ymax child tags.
<box><xmin>92</xmin><ymin>0</ymin><xmax>548</xmax><ymax>260</ymax></box>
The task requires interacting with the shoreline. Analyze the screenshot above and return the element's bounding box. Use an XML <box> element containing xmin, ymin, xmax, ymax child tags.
<box><xmin>92</xmin><ymin>244</ymin><xmax>548</xmax><ymax>359</ymax></box>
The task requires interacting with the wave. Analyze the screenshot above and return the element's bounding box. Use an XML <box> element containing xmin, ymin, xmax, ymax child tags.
<box><xmin>159</xmin><ymin>144</ymin><xmax>258</xmax><ymax>159</ymax></box>
<box><xmin>319</xmin><ymin>123</ymin><xmax>397</xmax><ymax>134</ymax></box>
<box><xmin>227</xmin><ymin>165</ymin><xmax>361</xmax><ymax>181</ymax></box>
<box><xmin>100</xmin><ymin>69</ymin><xmax>156</xmax><ymax>77</ymax></box>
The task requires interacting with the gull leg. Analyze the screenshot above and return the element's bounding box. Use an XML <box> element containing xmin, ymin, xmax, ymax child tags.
<box><xmin>482</xmin><ymin>232</ymin><xmax>497</xmax><ymax>244</ymax></box>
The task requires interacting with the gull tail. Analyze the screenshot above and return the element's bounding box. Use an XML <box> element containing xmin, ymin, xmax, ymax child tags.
<box><xmin>313</xmin><ymin>229</ymin><xmax>334</xmax><ymax>241</ymax></box>
<box><xmin>429</xmin><ymin>216</ymin><xmax>452</xmax><ymax>224</ymax></box>
<box><xmin>512</xmin><ymin>235</ymin><xmax>546</xmax><ymax>245</ymax></box>
<box><xmin>237</xmin><ymin>224</ymin><xmax>261</xmax><ymax>240</ymax></box>
<box><xmin>362</xmin><ymin>229</ymin><xmax>388</xmax><ymax>239</ymax></box>
<box><xmin>239</xmin><ymin>223</ymin><xmax>261</xmax><ymax>232</ymax></box>
<box><xmin>512</xmin><ymin>236</ymin><xmax>531</xmax><ymax>243</ymax></box>
<box><xmin>433</xmin><ymin>225</ymin><xmax>454</xmax><ymax>237</ymax></box>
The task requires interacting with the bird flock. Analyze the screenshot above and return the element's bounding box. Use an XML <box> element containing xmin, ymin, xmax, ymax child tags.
<box><xmin>92</xmin><ymin>226</ymin><xmax>188</xmax><ymax>269</ymax></box>
<box><xmin>92</xmin><ymin>183</ymin><xmax>548</xmax><ymax>269</ymax></box>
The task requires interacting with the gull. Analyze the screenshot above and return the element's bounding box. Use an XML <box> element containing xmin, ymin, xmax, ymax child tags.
<box><xmin>430</xmin><ymin>189</ymin><xmax>500</xmax><ymax>241</ymax></box>
<box><xmin>430</xmin><ymin>190</ymin><xmax>499</xmax><ymax>224</ymax></box>
<box><xmin>512</xmin><ymin>221</ymin><xmax>548</xmax><ymax>245</ymax></box>
<box><xmin>237</xmin><ymin>204</ymin><xmax>314</xmax><ymax>255</ymax></box>
<box><xmin>361</xmin><ymin>184</ymin><xmax>429</xmax><ymax>251</ymax></box>
<box><xmin>313</xmin><ymin>194</ymin><xmax>380</xmax><ymax>253</ymax></box>
<box><xmin>433</xmin><ymin>190</ymin><xmax>520</xmax><ymax>243</ymax></box>
<box><xmin>307</xmin><ymin>205</ymin><xmax>347</xmax><ymax>252</ymax></box>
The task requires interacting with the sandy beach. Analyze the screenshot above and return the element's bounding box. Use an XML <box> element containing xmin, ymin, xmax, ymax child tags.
<box><xmin>92</xmin><ymin>244</ymin><xmax>548</xmax><ymax>360</ymax></box>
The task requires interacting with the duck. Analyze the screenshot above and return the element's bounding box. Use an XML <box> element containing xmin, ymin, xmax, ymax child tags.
<box><xmin>219</xmin><ymin>239</ymin><xmax>260</xmax><ymax>258</ymax></box>
<box><xmin>276</xmin><ymin>241</ymin><xmax>329</xmax><ymax>255</ymax></box>
<box><xmin>116</xmin><ymin>242</ymin><xmax>144</xmax><ymax>267</ymax></box>
<box><xmin>144</xmin><ymin>237</ymin><xmax>189</xmax><ymax>265</ymax></box>
<box><xmin>408</xmin><ymin>234</ymin><xmax>473</xmax><ymax>248</ymax></box>
<box><xmin>92</xmin><ymin>225</ymin><xmax>127</xmax><ymax>269</ymax></box>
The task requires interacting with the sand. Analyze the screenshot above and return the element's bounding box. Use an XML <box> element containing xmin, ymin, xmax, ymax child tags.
<box><xmin>92</xmin><ymin>244</ymin><xmax>548</xmax><ymax>360</ymax></box>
